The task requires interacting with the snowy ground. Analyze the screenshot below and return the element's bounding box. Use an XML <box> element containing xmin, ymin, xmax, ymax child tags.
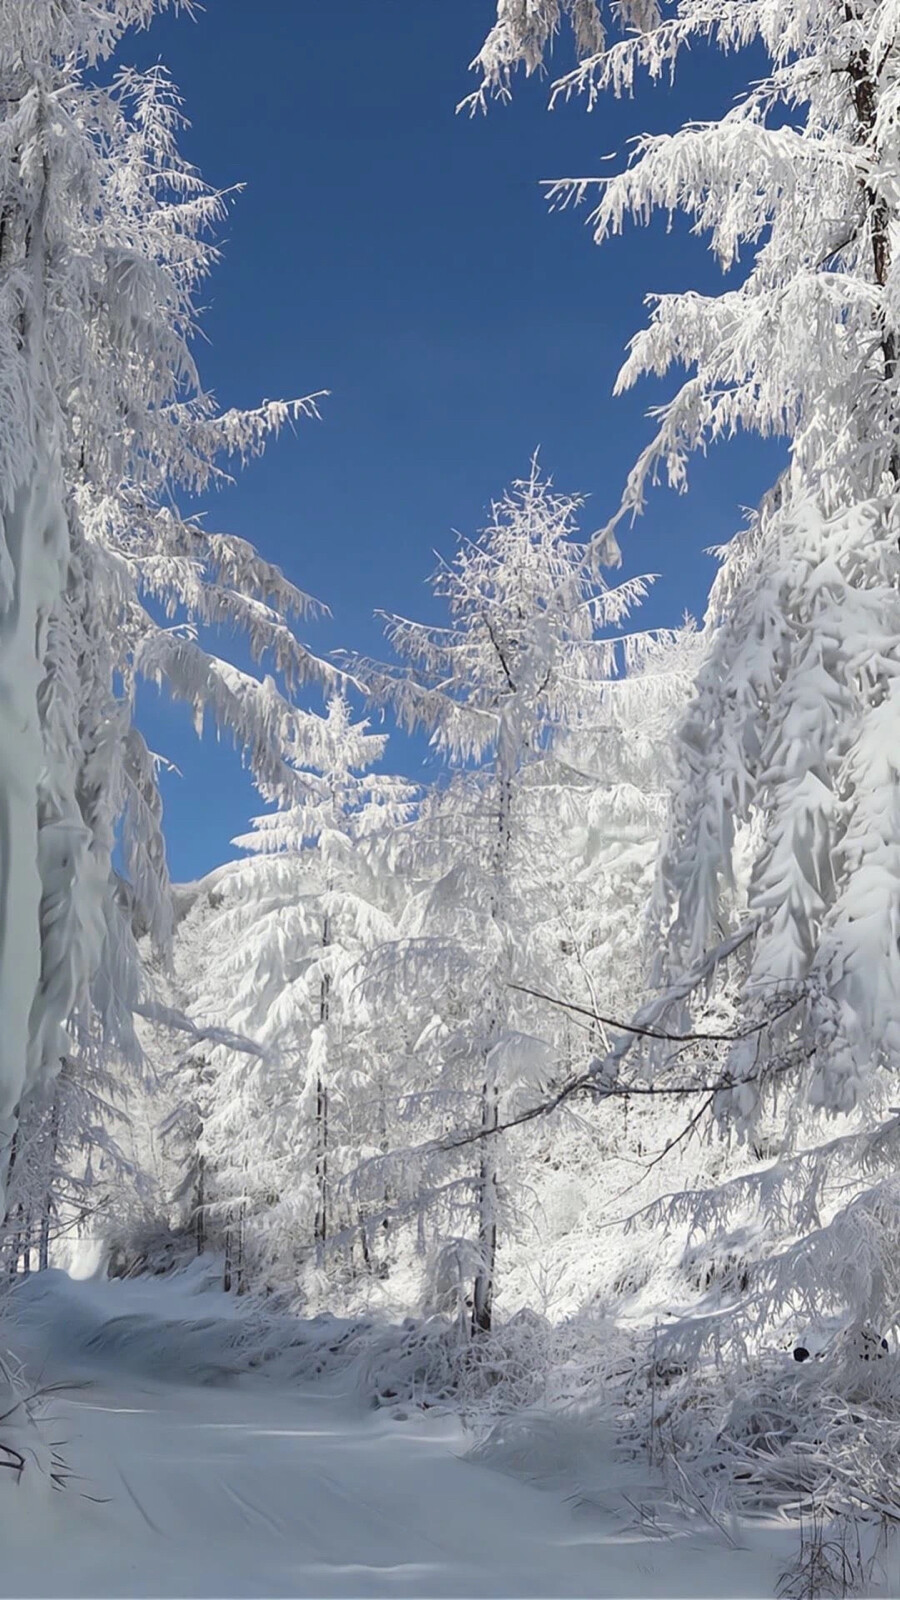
<box><xmin>0</xmin><ymin>1269</ymin><xmax>791</xmax><ymax>1598</ymax></box>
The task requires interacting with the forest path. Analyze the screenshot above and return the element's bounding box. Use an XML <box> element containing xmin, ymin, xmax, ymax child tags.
<box><xmin>0</xmin><ymin>1270</ymin><xmax>784</xmax><ymax>1598</ymax></box>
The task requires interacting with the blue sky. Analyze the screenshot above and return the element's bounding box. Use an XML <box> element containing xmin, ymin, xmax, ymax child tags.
<box><xmin>129</xmin><ymin>3</ymin><xmax>783</xmax><ymax>882</ymax></box>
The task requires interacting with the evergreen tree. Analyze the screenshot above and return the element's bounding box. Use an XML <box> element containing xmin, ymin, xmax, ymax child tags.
<box><xmin>350</xmin><ymin>462</ymin><xmax>659</xmax><ymax>1332</ymax></box>
<box><xmin>475</xmin><ymin>0</ymin><xmax>900</xmax><ymax>1120</ymax></box>
<box><xmin>0</xmin><ymin>0</ymin><xmax>330</xmax><ymax>1246</ymax></box>
<box><xmin>185</xmin><ymin>696</ymin><xmax>415</xmax><ymax>1292</ymax></box>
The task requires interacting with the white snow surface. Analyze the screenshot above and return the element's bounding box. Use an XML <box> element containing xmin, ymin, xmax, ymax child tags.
<box><xmin>0</xmin><ymin>1269</ymin><xmax>789</xmax><ymax>1598</ymax></box>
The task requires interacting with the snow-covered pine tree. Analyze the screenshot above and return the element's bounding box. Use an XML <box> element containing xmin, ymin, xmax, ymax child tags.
<box><xmin>185</xmin><ymin>696</ymin><xmax>415</xmax><ymax>1294</ymax></box>
<box><xmin>473</xmin><ymin>0</ymin><xmax>900</xmax><ymax>1121</ymax></box>
<box><xmin>0</xmin><ymin>1</ymin><xmax>330</xmax><ymax>1242</ymax></box>
<box><xmin>349</xmin><ymin>461</ymin><xmax>660</xmax><ymax>1333</ymax></box>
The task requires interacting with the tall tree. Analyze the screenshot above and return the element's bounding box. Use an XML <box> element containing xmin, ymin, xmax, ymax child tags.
<box><xmin>185</xmin><ymin>696</ymin><xmax>415</xmax><ymax>1292</ymax></box>
<box><xmin>474</xmin><ymin>0</ymin><xmax>900</xmax><ymax>1121</ymax></box>
<box><xmin>0</xmin><ymin>1</ymin><xmax>329</xmax><ymax>1235</ymax></box>
<box><xmin>352</xmin><ymin>462</ymin><xmax>656</xmax><ymax>1331</ymax></box>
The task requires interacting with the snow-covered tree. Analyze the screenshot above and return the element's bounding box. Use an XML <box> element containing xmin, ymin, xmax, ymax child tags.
<box><xmin>0</xmin><ymin>1057</ymin><xmax>129</xmax><ymax>1277</ymax></box>
<box><xmin>0</xmin><ymin>1</ymin><xmax>330</xmax><ymax>1238</ymax></box>
<box><xmin>350</xmin><ymin>462</ymin><xmax>662</xmax><ymax>1332</ymax></box>
<box><xmin>533</xmin><ymin>618</ymin><xmax>703</xmax><ymax>1022</ymax></box>
<box><xmin>183</xmin><ymin>696</ymin><xmax>415</xmax><ymax>1292</ymax></box>
<box><xmin>473</xmin><ymin>0</ymin><xmax>900</xmax><ymax>1115</ymax></box>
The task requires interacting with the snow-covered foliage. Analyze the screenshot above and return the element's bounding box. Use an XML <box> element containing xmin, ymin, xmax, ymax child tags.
<box><xmin>0</xmin><ymin>0</ymin><xmax>330</xmax><ymax>1263</ymax></box>
<box><xmin>467</xmin><ymin>0</ymin><xmax>900</xmax><ymax>1557</ymax></box>
<box><xmin>322</xmin><ymin>464</ymin><xmax>693</xmax><ymax>1333</ymax></box>
<box><xmin>119</xmin><ymin>467</ymin><xmax>699</xmax><ymax>1348</ymax></box>
<box><xmin>158</xmin><ymin>697</ymin><xmax>416</xmax><ymax>1294</ymax></box>
<box><xmin>477</xmin><ymin>0</ymin><xmax>900</xmax><ymax>1117</ymax></box>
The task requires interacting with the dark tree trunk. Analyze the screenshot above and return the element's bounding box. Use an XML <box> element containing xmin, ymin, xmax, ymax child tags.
<box><xmin>314</xmin><ymin>921</ymin><xmax>331</xmax><ymax>1266</ymax></box>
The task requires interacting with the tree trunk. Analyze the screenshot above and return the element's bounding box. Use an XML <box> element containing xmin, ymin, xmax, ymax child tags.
<box><xmin>358</xmin><ymin>1210</ymin><xmax>371</xmax><ymax>1274</ymax></box>
<box><xmin>314</xmin><ymin>1072</ymin><xmax>328</xmax><ymax>1266</ymax></box>
<box><xmin>194</xmin><ymin>1155</ymin><xmax>205</xmax><ymax>1257</ymax></box>
<box><xmin>2</xmin><ymin>1127</ymin><xmax>19</xmax><ymax>1275</ymax></box>
<box><xmin>471</xmin><ymin>1077</ymin><xmax>499</xmax><ymax>1336</ymax></box>
<box><xmin>20</xmin><ymin>1213</ymin><xmax>32</xmax><ymax>1277</ymax></box>
<box><xmin>314</xmin><ymin>921</ymin><xmax>331</xmax><ymax>1267</ymax></box>
<box><xmin>844</xmin><ymin>1</ymin><xmax>899</xmax><ymax>479</ymax></box>
<box><xmin>379</xmin><ymin>1088</ymin><xmax>391</xmax><ymax>1259</ymax></box>
<box><xmin>0</xmin><ymin>470</ymin><xmax>67</xmax><ymax>1225</ymax></box>
<box><xmin>38</xmin><ymin>1204</ymin><xmax>51</xmax><ymax>1272</ymax></box>
<box><xmin>235</xmin><ymin>1200</ymin><xmax>246</xmax><ymax>1295</ymax></box>
<box><xmin>223</xmin><ymin>1208</ymin><xmax>234</xmax><ymax>1293</ymax></box>
<box><xmin>471</xmin><ymin>745</ymin><xmax>514</xmax><ymax>1336</ymax></box>
<box><xmin>38</xmin><ymin>1092</ymin><xmax>59</xmax><ymax>1271</ymax></box>
<box><xmin>0</xmin><ymin>141</ymin><xmax>70</xmax><ymax>1222</ymax></box>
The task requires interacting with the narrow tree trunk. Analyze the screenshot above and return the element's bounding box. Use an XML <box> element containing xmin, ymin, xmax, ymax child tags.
<box><xmin>471</xmin><ymin>1077</ymin><xmax>499</xmax><ymax>1336</ymax></box>
<box><xmin>20</xmin><ymin>1213</ymin><xmax>32</xmax><ymax>1277</ymax></box>
<box><xmin>844</xmin><ymin>1</ymin><xmax>899</xmax><ymax>480</ymax></box>
<box><xmin>194</xmin><ymin>1155</ymin><xmax>205</xmax><ymax>1257</ymax></box>
<box><xmin>7</xmin><ymin>1205</ymin><xmax>24</xmax><ymax>1279</ymax></box>
<box><xmin>471</xmin><ymin>749</ymin><xmax>514</xmax><ymax>1336</ymax></box>
<box><xmin>235</xmin><ymin>1200</ymin><xmax>246</xmax><ymax>1295</ymax></box>
<box><xmin>379</xmin><ymin>1088</ymin><xmax>391</xmax><ymax>1259</ymax></box>
<box><xmin>358</xmin><ymin>1211</ymin><xmax>371</xmax><ymax>1274</ymax></box>
<box><xmin>38</xmin><ymin>1092</ymin><xmax>59</xmax><ymax>1271</ymax></box>
<box><xmin>223</xmin><ymin>1208</ymin><xmax>233</xmax><ymax>1293</ymax></box>
<box><xmin>2</xmin><ymin>1127</ymin><xmax>19</xmax><ymax>1275</ymax></box>
<box><xmin>314</xmin><ymin>920</ymin><xmax>331</xmax><ymax>1267</ymax></box>
<box><xmin>314</xmin><ymin>1072</ymin><xmax>328</xmax><ymax>1266</ymax></box>
<box><xmin>38</xmin><ymin>1204</ymin><xmax>51</xmax><ymax>1272</ymax></box>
